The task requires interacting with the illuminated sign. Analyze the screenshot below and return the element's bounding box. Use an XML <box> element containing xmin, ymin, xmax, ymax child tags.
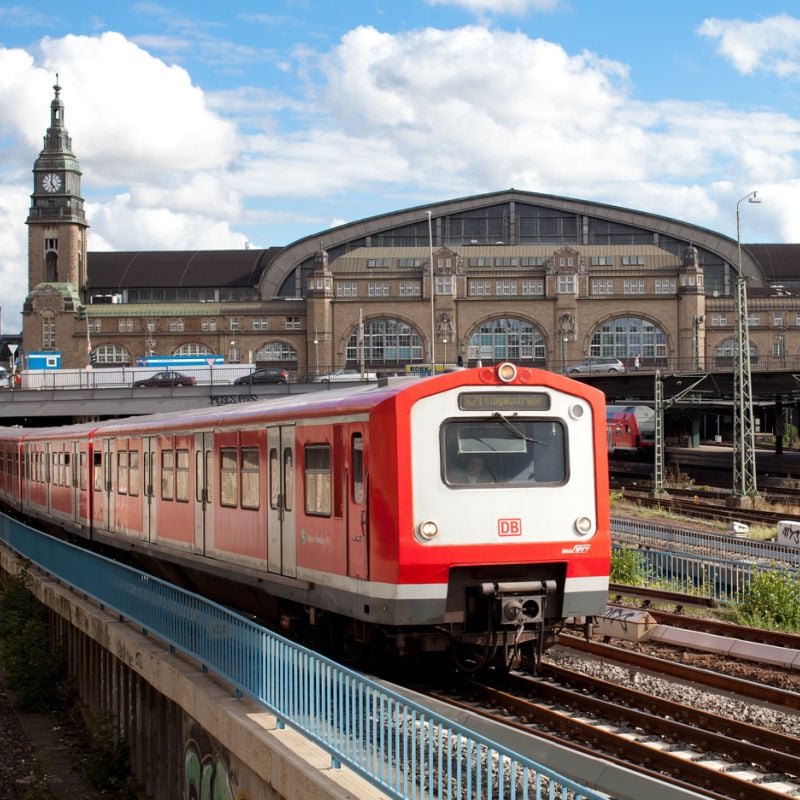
<box><xmin>458</xmin><ymin>392</ymin><xmax>551</xmax><ymax>412</ymax></box>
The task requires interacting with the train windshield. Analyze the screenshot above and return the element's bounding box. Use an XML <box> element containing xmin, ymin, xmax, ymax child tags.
<box><xmin>443</xmin><ymin>417</ymin><xmax>566</xmax><ymax>486</ymax></box>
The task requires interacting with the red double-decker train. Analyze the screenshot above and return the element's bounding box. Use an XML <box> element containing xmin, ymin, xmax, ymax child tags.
<box><xmin>0</xmin><ymin>364</ymin><xmax>611</xmax><ymax>672</ymax></box>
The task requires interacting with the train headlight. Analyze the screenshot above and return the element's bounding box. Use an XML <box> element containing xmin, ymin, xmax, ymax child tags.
<box><xmin>568</xmin><ymin>403</ymin><xmax>585</xmax><ymax>420</ymax></box>
<box><xmin>418</xmin><ymin>520</ymin><xmax>439</xmax><ymax>540</ymax></box>
<box><xmin>574</xmin><ymin>515</ymin><xmax>594</xmax><ymax>536</ymax></box>
<box><xmin>496</xmin><ymin>362</ymin><xmax>517</xmax><ymax>383</ymax></box>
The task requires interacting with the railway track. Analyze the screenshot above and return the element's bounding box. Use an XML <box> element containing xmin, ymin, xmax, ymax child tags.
<box><xmin>424</xmin><ymin>647</ymin><xmax>800</xmax><ymax>800</ymax></box>
<box><xmin>558</xmin><ymin>634</ymin><xmax>800</xmax><ymax>710</ymax></box>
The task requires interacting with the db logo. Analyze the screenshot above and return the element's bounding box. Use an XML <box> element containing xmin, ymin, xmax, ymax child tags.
<box><xmin>498</xmin><ymin>518</ymin><xmax>522</xmax><ymax>536</ymax></box>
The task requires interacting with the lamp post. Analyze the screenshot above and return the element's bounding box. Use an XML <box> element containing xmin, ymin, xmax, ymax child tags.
<box><xmin>427</xmin><ymin>210</ymin><xmax>435</xmax><ymax>374</ymax></box>
<box><xmin>313</xmin><ymin>328</ymin><xmax>319</xmax><ymax>377</ymax></box>
<box><xmin>731</xmin><ymin>190</ymin><xmax>761</xmax><ymax>502</ymax></box>
<box><xmin>443</xmin><ymin>337</ymin><xmax>448</xmax><ymax>366</ymax></box>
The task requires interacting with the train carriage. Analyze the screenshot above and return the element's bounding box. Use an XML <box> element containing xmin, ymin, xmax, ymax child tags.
<box><xmin>0</xmin><ymin>364</ymin><xmax>611</xmax><ymax>672</ymax></box>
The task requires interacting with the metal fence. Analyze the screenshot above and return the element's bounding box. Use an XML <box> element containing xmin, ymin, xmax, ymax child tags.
<box><xmin>0</xmin><ymin>513</ymin><xmax>606</xmax><ymax>800</ymax></box>
<box><xmin>612</xmin><ymin>515</ymin><xmax>800</xmax><ymax>604</ymax></box>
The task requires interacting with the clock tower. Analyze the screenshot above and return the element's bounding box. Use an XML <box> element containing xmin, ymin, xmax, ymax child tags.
<box><xmin>23</xmin><ymin>79</ymin><xmax>89</xmax><ymax>362</ymax></box>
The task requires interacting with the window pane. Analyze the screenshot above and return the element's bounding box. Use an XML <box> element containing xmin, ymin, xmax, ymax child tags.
<box><xmin>241</xmin><ymin>447</ymin><xmax>260</xmax><ymax>509</ymax></box>
<box><xmin>220</xmin><ymin>447</ymin><xmax>238</xmax><ymax>507</ymax></box>
<box><xmin>304</xmin><ymin>445</ymin><xmax>331</xmax><ymax>515</ymax></box>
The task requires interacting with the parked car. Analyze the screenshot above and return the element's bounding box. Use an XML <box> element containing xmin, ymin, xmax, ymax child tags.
<box><xmin>565</xmin><ymin>357</ymin><xmax>626</xmax><ymax>375</ymax></box>
<box><xmin>233</xmin><ymin>368</ymin><xmax>291</xmax><ymax>385</ymax></box>
<box><xmin>133</xmin><ymin>370</ymin><xmax>196</xmax><ymax>387</ymax></box>
<box><xmin>313</xmin><ymin>368</ymin><xmax>378</xmax><ymax>383</ymax></box>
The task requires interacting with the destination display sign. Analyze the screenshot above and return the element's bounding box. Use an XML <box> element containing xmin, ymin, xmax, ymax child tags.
<box><xmin>458</xmin><ymin>392</ymin><xmax>551</xmax><ymax>412</ymax></box>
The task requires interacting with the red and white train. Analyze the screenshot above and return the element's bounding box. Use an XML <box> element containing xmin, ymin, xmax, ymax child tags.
<box><xmin>606</xmin><ymin>404</ymin><xmax>656</xmax><ymax>457</ymax></box>
<box><xmin>0</xmin><ymin>363</ymin><xmax>610</xmax><ymax>671</ymax></box>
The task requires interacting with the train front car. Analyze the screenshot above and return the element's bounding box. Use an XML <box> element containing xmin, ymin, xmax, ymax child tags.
<box><xmin>385</xmin><ymin>362</ymin><xmax>610</xmax><ymax>672</ymax></box>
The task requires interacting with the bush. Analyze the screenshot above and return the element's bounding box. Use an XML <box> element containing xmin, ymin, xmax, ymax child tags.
<box><xmin>0</xmin><ymin>567</ymin><xmax>66</xmax><ymax>711</ymax></box>
<box><xmin>728</xmin><ymin>569</ymin><xmax>800</xmax><ymax>631</ymax></box>
<box><xmin>610</xmin><ymin>548</ymin><xmax>650</xmax><ymax>585</ymax></box>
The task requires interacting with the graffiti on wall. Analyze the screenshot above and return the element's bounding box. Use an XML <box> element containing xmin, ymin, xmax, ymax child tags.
<box><xmin>184</xmin><ymin>735</ymin><xmax>247</xmax><ymax>800</ymax></box>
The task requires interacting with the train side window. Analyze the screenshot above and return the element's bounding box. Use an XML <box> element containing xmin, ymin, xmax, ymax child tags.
<box><xmin>352</xmin><ymin>434</ymin><xmax>363</xmax><ymax>503</ymax></box>
<box><xmin>283</xmin><ymin>448</ymin><xmax>293</xmax><ymax>512</ymax></box>
<box><xmin>304</xmin><ymin>444</ymin><xmax>331</xmax><ymax>516</ymax></box>
<box><xmin>128</xmin><ymin>450</ymin><xmax>140</xmax><ymax>496</ymax></box>
<box><xmin>241</xmin><ymin>447</ymin><xmax>259</xmax><ymax>509</ymax></box>
<box><xmin>79</xmin><ymin>452</ymin><xmax>87</xmax><ymax>491</ymax></box>
<box><xmin>93</xmin><ymin>452</ymin><xmax>103</xmax><ymax>492</ymax></box>
<box><xmin>220</xmin><ymin>447</ymin><xmax>238</xmax><ymax>507</ymax></box>
<box><xmin>205</xmin><ymin>450</ymin><xmax>212</xmax><ymax>502</ymax></box>
<box><xmin>269</xmin><ymin>448</ymin><xmax>279</xmax><ymax>509</ymax></box>
<box><xmin>117</xmin><ymin>451</ymin><xmax>128</xmax><ymax>495</ymax></box>
<box><xmin>161</xmin><ymin>450</ymin><xmax>175</xmax><ymax>501</ymax></box>
<box><xmin>176</xmin><ymin>449</ymin><xmax>189</xmax><ymax>502</ymax></box>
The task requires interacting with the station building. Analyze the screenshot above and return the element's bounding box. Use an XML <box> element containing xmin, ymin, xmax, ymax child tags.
<box><xmin>22</xmin><ymin>83</ymin><xmax>800</xmax><ymax>377</ymax></box>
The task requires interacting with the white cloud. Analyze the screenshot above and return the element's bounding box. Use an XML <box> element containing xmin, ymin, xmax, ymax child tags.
<box><xmin>3</xmin><ymin>21</ymin><xmax>800</xmax><ymax>330</ymax></box>
<box><xmin>87</xmin><ymin>194</ymin><xmax>248</xmax><ymax>251</ymax></box>
<box><xmin>698</xmin><ymin>14</ymin><xmax>800</xmax><ymax>78</ymax></box>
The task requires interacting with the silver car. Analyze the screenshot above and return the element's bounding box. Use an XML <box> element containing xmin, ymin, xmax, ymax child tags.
<box><xmin>565</xmin><ymin>357</ymin><xmax>626</xmax><ymax>375</ymax></box>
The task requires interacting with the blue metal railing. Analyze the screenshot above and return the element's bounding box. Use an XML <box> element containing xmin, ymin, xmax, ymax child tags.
<box><xmin>0</xmin><ymin>514</ymin><xmax>607</xmax><ymax>800</ymax></box>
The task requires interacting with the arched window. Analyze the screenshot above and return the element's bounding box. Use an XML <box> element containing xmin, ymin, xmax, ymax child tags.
<box><xmin>715</xmin><ymin>338</ymin><xmax>757</xmax><ymax>369</ymax></box>
<box><xmin>467</xmin><ymin>319</ymin><xmax>546</xmax><ymax>365</ymax></box>
<box><xmin>345</xmin><ymin>319</ymin><xmax>423</xmax><ymax>365</ymax></box>
<box><xmin>589</xmin><ymin>317</ymin><xmax>667</xmax><ymax>363</ymax></box>
<box><xmin>175</xmin><ymin>343</ymin><xmax>213</xmax><ymax>356</ymax></box>
<box><xmin>93</xmin><ymin>344</ymin><xmax>131</xmax><ymax>365</ymax></box>
<box><xmin>255</xmin><ymin>342</ymin><xmax>298</xmax><ymax>362</ymax></box>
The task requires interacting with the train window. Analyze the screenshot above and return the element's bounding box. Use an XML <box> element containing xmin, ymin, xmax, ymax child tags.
<box><xmin>283</xmin><ymin>448</ymin><xmax>293</xmax><ymax>512</ymax></box>
<box><xmin>128</xmin><ymin>450</ymin><xmax>140</xmax><ymax>497</ymax></box>
<box><xmin>443</xmin><ymin>419</ymin><xmax>567</xmax><ymax>486</ymax></box>
<box><xmin>161</xmin><ymin>450</ymin><xmax>175</xmax><ymax>501</ymax></box>
<box><xmin>220</xmin><ymin>447</ymin><xmax>238</xmax><ymax>507</ymax></box>
<box><xmin>352</xmin><ymin>434</ymin><xmax>363</xmax><ymax>503</ymax></box>
<box><xmin>241</xmin><ymin>447</ymin><xmax>259</xmax><ymax>510</ymax></box>
<box><xmin>205</xmin><ymin>450</ymin><xmax>212</xmax><ymax>502</ymax></box>
<box><xmin>117</xmin><ymin>451</ymin><xmax>128</xmax><ymax>495</ymax></box>
<box><xmin>79</xmin><ymin>452</ymin><xmax>87</xmax><ymax>491</ymax></box>
<box><xmin>304</xmin><ymin>444</ymin><xmax>331</xmax><ymax>516</ymax></box>
<box><xmin>176</xmin><ymin>449</ymin><xmax>189</xmax><ymax>502</ymax></box>
<box><xmin>269</xmin><ymin>448</ymin><xmax>279</xmax><ymax>509</ymax></box>
<box><xmin>93</xmin><ymin>452</ymin><xmax>102</xmax><ymax>492</ymax></box>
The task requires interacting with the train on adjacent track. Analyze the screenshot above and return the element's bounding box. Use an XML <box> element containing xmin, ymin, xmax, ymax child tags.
<box><xmin>0</xmin><ymin>363</ymin><xmax>611</xmax><ymax>673</ymax></box>
<box><xmin>606</xmin><ymin>404</ymin><xmax>656</xmax><ymax>457</ymax></box>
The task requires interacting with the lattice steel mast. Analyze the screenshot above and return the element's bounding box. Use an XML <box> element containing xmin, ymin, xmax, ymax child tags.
<box><xmin>731</xmin><ymin>191</ymin><xmax>760</xmax><ymax>501</ymax></box>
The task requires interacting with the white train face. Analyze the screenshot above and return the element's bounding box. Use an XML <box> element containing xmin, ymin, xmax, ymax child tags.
<box><xmin>410</xmin><ymin>385</ymin><xmax>597</xmax><ymax>545</ymax></box>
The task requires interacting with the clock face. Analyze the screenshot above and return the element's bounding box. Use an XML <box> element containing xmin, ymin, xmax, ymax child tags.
<box><xmin>42</xmin><ymin>173</ymin><xmax>62</xmax><ymax>193</ymax></box>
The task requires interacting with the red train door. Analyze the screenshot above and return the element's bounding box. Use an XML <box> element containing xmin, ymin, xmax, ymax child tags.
<box><xmin>266</xmin><ymin>424</ymin><xmax>296</xmax><ymax>578</ymax></box>
<box><xmin>194</xmin><ymin>432</ymin><xmax>214</xmax><ymax>555</ymax></box>
<box><xmin>143</xmin><ymin>436</ymin><xmax>157</xmax><ymax>542</ymax></box>
<box><xmin>347</xmin><ymin>432</ymin><xmax>368</xmax><ymax>579</ymax></box>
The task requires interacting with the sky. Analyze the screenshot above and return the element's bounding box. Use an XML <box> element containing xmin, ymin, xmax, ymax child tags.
<box><xmin>1</xmin><ymin>1</ymin><xmax>799</xmax><ymax>333</ymax></box>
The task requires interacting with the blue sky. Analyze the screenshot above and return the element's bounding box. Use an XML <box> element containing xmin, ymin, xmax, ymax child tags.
<box><xmin>1</xmin><ymin>0</ymin><xmax>799</xmax><ymax>331</ymax></box>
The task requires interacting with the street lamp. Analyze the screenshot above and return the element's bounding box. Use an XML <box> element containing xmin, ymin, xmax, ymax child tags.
<box><xmin>313</xmin><ymin>328</ymin><xmax>319</xmax><ymax>376</ymax></box>
<box><xmin>731</xmin><ymin>190</ymin><xmax>761</xmax><ymax>502</ymax></box>
<box><xmin>427</xmin><ymin>210</ymin><xmax>435</xmax><ymax>373</ymax></box>
<box><xmin>442</xmin><ymin>337</ymin><xmax>448</xmax><ymax>365</ymax></box>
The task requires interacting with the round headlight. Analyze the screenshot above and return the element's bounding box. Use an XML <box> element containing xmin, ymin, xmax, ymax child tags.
<box><xmin>569</xmin><ymin>403</ymin><xmax>585</xmax><ymax>420</ymax></box>
<box><xmin>574</xmin><ymin>516</ymin><xmax>594</xmax><ymax>536</ymax></box>
<box><xmin>418</xmin><ymin>520</ymin><xmax>439</xmax><ymax>540</ymax></box>
<box><xmin>496</xmin><ymin>362</ymin><xmax>517</xmax><ymax>383</ymax></box>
